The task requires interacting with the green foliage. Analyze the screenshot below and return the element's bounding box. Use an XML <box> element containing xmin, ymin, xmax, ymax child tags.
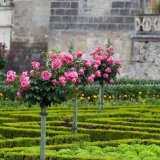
<box><xmin>54</xmin><ymin>134</ymin><xmax>90</xmax><ymax>144</ymax></box>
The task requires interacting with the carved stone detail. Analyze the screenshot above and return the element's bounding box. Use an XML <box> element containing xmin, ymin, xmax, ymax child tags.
<box><xmin>135</xmin><ymin>15</ymin><xmax>160</xmax><ymax>32</ymax></box>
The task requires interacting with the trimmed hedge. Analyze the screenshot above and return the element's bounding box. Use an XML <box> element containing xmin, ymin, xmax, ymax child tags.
<box><xmin>3</xmin><ymin>152</ymin><xmax>109</xmax><ymax>160</ymax></box>
<box><xmin>0</xmin><ymin>134</ymin><xmax>90</xmax><ymax>148</ymax></box>
<box><xmin>0</xmin><ymin>126</ymin><xmax>69</xmax><ymax>138</ymax></box>
<box><xmin>78</xmin><ymin>128</ymin><xmax>160</xmax><ymax>141</ymax></box>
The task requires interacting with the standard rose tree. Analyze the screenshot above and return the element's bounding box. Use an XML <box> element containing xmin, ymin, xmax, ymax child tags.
<box><xmin>88</xmin><ymin>44</ymin><xmax>121</xmax><ymax>111</ymax></box>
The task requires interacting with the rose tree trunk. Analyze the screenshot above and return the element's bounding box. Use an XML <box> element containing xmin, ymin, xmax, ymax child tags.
<box><xmin>40</xmin><ymin>106</ymin><xmax>47</xmax><ymax>160</ymax></box>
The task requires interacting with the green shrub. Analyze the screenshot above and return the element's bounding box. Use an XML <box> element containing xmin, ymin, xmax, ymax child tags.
<box><xmin>54</xmin><ymin>134</ymin><xmax>90</xmax><ymax>144</ymax></box>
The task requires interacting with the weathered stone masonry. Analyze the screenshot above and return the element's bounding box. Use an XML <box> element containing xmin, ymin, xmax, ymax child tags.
<box><xmin>1</xmin><ymin>0</ymin><xmax>159</xmax><ymax>79</ymax></box>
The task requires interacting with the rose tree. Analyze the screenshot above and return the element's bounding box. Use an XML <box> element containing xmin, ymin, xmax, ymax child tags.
<box><xmin>88</xmin><ymin>44</ymin><xmax>121</xmax><ymax>111</ymax></box>
<box><xmin>6</xmin><ymin>50</ymin><xmax>94</xmax><ymax>159</ymax></box>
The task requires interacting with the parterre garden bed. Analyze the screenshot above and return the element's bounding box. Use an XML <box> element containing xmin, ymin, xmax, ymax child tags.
<box><xmin>0</xmin><ymin>105</ymin><xmax>160</xmax><ymax>160</ymax></box>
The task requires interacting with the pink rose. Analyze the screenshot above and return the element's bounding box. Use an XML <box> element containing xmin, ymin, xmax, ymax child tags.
<box><xmin>70</xmin><ymin>67</ymin><xmax>75</xmax><ymax>71</ymax></box>
<box><xmin>108</xmin><ymin>46</ymin><xmax>114</xmax><ymax>52</ymax></box>
<box><xmin>108</xmin><ymin>79</ymin><xmax>114</xmax><ymax>84</ymax></box>
<box><xmin>87</xmin><ymin>76</ymin><xmax>94</xmax><ymax>84</ymax></box>
<box><xmin>22</xmin><ymin>71</ymin><xmax>28</xmax><ymax>77</ymax></box>
<box><xmin>59</xmin><ymin>76</ymin><xmax>67</xmax><ymax>86</ymax></box>
<box><xmin>41</xmin><ymin>71</ymin><xmax>52</xmax><ymax>81</ymax></box>
<box><xmin>95</xmin><ymin>46</ymin><xmax>103</xmax><ymax>52</ymax></box>
<box><xmin>6</xmin><ymin>70</ymin><xmax>16</xmax><ymax>84</ymax></box>
<box><xmin>103</xmin><ymin>73</ymin><xmax>109</xmax><ymax>78</ymax></box>
<box><xmin>95</xmin><ymin>70</ymin><xmax>101</xmax><ymax>77</ymax></box>
<box><xmin>17</xmin><ymin>91</ymin><xmax>22</xmax><ymax>98</ymax></box>
<box><xmin>93</xmin><ymin>64</ymin><xmax>99</xmax><ymax>70</ymax></box>
<box><xmin>85</xmin><ymin>59</ymin><xmax>92</xmax><ymax>68</ymax></box>
<box><xmin>95</xmin><ymin>55</ymin><xmax>103</xmax><ymax>61</ymax></box>
<box><xmin>79</xmin><ymin>68</ymin><xmax>85</xmax><ymax>75</ymax></box>
<box><xmin>51</xmin><ymin>59</ymin><xmax>62</xmax><ymax>70</ymax></box>
<box><xmin>95</xmin><ymin>60</ymin><xmax>101</xmax><ymax>65</ymax></box>
<box><xmin>64</xmin><ymin>72</ymin><xmax>69</xmax><ymax>80</ymax></box>
<box><xmin>68</xmin><ymin>71</ymin><xmax>78</xmax><ymax>83</ymax></box>
<box><xmin>69</xmin><ymin>71</ymin><xmax>78</xmax><ymax>79</ymax></box>
<box><xmin>20</xmin><ymin>76</ymin><xmax>30</xmax><ymax>90</ymax></box>
<box><xmin>31</xmin><ymin>61</ymin><xmax>41</xmax><ymax>69</ymax></box>
<box><xmin>30</xmin><ymin>70</ymin><xmax>34</xmax><ymax>77</ymax></box>
<box><xmin>60</xmin><ymin>52</ymin><xmax>74</xmax><ymax>64</ymax></box>
<box><xmin>90</xmin><ymin>74</ymin><xmax>95</xmax><ymax>79</ymax></box>
<box><xmin>116</xmin><ymin>59</ymin><xmax>121</xmax><ymax>65</ymax></box>
<box><xmin>107</xmin><ymin>56</ymin><xmax>114</xmax><ymax>65</ymax></box>
<box><xmin>90</xmin><ymin>51</ymin><xmax>96</xmax><ymax>56</ymax></box>
<box><xmin>105</xmin><ymin>68</ymin><xmax>111</xmax><ymax>73</ymax></box>
<box><xmin>76</xmin><ymin>51</ymin><xmax>83</xmax><ymax>58</ymax></box>
<box><xmin>70</xmin><ymin>78</ymin><xmax>77</xmax><ymax>83</ymax></box>
<box><xmin>49</xmin><ymin>53</ymin><xmax>57</xmax><ymax>60</ymax></box>
<box><xmin>52</xmin><ymin>79</ymin><xmax>57</xmax><ymax>85</ymax></box>
<box><xmin>21</xmin><ymin>81</ymin><xmax>30</xmax><ymax>90</ymax></box>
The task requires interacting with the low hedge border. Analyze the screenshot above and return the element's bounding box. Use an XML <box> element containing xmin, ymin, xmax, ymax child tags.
<box><xmin>0</xmin><ymin>134</ymin><xmax>90</xmax><ymax>148</ymax></box>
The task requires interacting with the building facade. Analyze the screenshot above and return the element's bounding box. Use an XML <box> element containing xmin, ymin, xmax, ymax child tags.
<box><xmin>0</xmin><ymin>0</ymin><xmax>160</xmax><ymax>79</ymax></box>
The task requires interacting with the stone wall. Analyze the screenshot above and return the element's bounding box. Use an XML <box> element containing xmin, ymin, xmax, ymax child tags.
<box><xmin>127</xmin><ymin>37</ymin><xmax>160</xmax><ymax>79</ymax></box>
<box><xmin>48</xmin><ymin>0</ymin><xmax>140</xmax><ymax>78</ymax></box>
<box><xmin>3</xmin><ymin>0</ymin><xmax>160</xmax><ymax>79</ymax></box>
<box><xmin>7</xmin><ymin>0</ymin><xmax>51</xmax><ymax>72</ymax></box>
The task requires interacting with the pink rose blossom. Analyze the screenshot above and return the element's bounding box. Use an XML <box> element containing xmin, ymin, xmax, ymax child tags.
<box><xmin>107</xmin><ymin>56</ymin><xmax>114</xmax><ymax>65</ymax></box>
<box><xmin>20</xmin><ymin>76</ymin><xmax>30</xmax><ymax>90</ymax></box>
<box><xmin>108</xmin><ymin>79</ymin><xmax>114</xmax><ymax>84</ymax></box>
<box><xmin>31</xmin><ymin>61</ymin><xmax>41</xmax><ymax>69</ymax></box>
<box><xmin>59</xmin><ymin>76</ymin><xmax>67</xmax><ymax>86</ymax></box>
<box><xmin>68</xmin><ymin>71</ymin><xmax>78</xmax><ymax>79</ymax></box>
<box><xmin>79</xmin><ymin>68</ymin><xmax>85</xmax><ymax>75</ymax></box>
<box><xmin>41</xmin><ymin>71</ymin><xmax>52</xmax><ymax>81</ymax></box>
<box><xmin>21</xmin><ymin>81</ymin><xmax>30</xmax><ymax>90</ymax></box>
<box><xmin>108</xmin><ymin>46</ymin><xmax>114</xmax><ymax>52</ymax></box>
<box><xmin>95</xmin><ymin>55</ymin><xmax>103</xmax><ymax>61</ymax></box>
<box><xmin>95</xmin><ymin>46</ymin><xmax>103</xmax><ymax>52</ymax></box>
<box><xmin>60</xmin><ymin>52</ymin><xmax>74</xmax><ymax>64</ymax></box>
<box><xmin>103</xmin><ymin>73</ymin><xmax>109</xmax><ymax>78</ymax></box>
<box><xmin>90</xmin><ymin>51</ymin><xmax>96</xmax><ymax>56</ymax></box>
<box><xmin>95</xmin><ymin>70</ymin><xmax>101</xmax><ymax>77</ymax></box>
<box><xmin>87</xmin><ymin>76</ymin><xmax>94</xmax><ymax>84</ymax></box>
<box><xmin>93</xmin><ymin>64</ymin><xmax>99</xmax><ymax>70</ymax></box>
<box><xmin>22</xmin><ymin>71</ymin><xmax>28</xmax><ymax>77</ymax></box>
<box><xmin>64</xmin><ymin>72</ymin><xmax>69</xmax><ymax>80</ymax></box>
<box><xmin>95</xmin><ymin>60</ymin><xmax>101</xmax><ymax>65</ymax></box>
<box><xmin>70</xmin><ymin>78</ymin><xmax>77</xmax><ymax>83</ymax></box>
<box><xmin>6</xmin><ymin>70</ymin><xmax>16</xmax><ymax>84</ymax></box>
<box><xmin>85</xmin><ymin>59</ymin><xmax>92</xmax><ymax>68</ymax></box>
<box><xmin>76</xmin><ymin>51</ymin><xmax>83</xmax><ymax>58</ymax></box>
<box><xmin>51</xmin><ymin>59</ymin><xmax>62</xmax><ymax>70</ymax></box>
<box><xmin>105</xmin><ymin>68</ymin><xmax>111</xmax><ymax>73</ymax></box>
<box><xmin>116</xmin><ymin>59</ymin><xmax>121</xmax><ymax>65</ymax></box>
<box><xmin>68</xmin><ymin>71</ymin><xmax>78</xmax><ymax>83</ymax></box>
<box><xmin>52</xmin><ymin>79</ymin><xmax>57</xmax><ymax>85</ymax></box>
<box><xmin>70</xmin><ymin>67</ymin><xmax>75</xmax><ymax>71</ymax></box>
<box><xmin>49</xmin><ymin>53</ymin><xmax>57</xmax><ymax>60</ymax></box>
<box><xmin>90</xmin><ymin>74</ymin><xmax>95</xmax><ymax>79</ymax></box>
<box><xmin>103</xmin><ymin>52</ymin><xmax>109</xmax><ymax>57</ymax></box>
<box><xmin>30</xmin><ymin>70</ymin><xmax>34</xmax><ymax>77</ymax></box>
<box><xmin>17</xmin><ymin>91</ymin><xmax>22</xmax><ymax>98</ymax></box>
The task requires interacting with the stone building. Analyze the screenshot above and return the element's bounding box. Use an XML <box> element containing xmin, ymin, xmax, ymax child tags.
<box><xmin>0</xmin><ymin>0</ymin><xmax>160</xmax><ymax>79</ymax></box>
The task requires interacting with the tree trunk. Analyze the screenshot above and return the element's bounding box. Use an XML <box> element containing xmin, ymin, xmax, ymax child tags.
<box><xmin>99</xmin><ymin>81</ymin><xmax>104</xmax><ymax>112</ymax></box>
<box><xmin>72</xmin><ymin>95</ymin><xmax>78</xmax><ymax>134</ymax></box>
<box><xmin>40</xmin><ymin>106</ymin><xmax>47</xmax><ymax>160</ymax></box>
